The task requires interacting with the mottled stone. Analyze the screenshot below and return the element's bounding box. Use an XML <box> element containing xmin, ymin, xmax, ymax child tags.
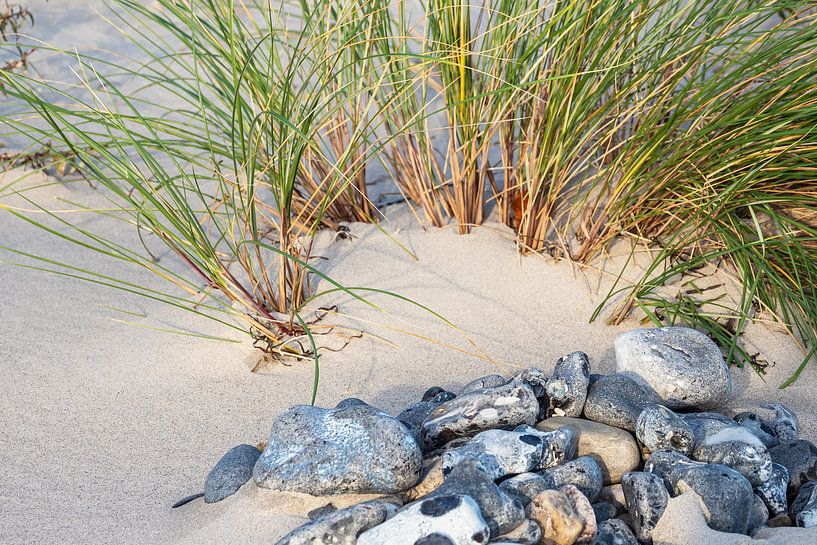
<box><xmin>539</xmin><ymin>456</ymin><xmax>603</xmax><ymax>502</ymax></box>
<box><xmin>536</xmin><ymin>417</ymin><xmax>639</xmax><ymax>485</ymax></box>
<box><xmin>204</xmin><ymin>444</ymin><xmax>261</xmax><ymax>503</ymax></box>
<box><xmin>684</xmin><ymin>412</ymin><xmax>739</xmax><ymax>446</ymax></box>
<box><xmin>643</xmin><ymin>449</ymin><xmax>702</xmax><ymax>491</ymax></box>
<box><xmin>421</xmin><ymin>381</ymin><xmax>540</xmax><ymax>449</ymax></box>
<box><xmin>498</xmin><ymin>473</ymin><xmax>549</xmax><ymax>508</ymax></box>
<box><xmin>598</xmin><ymin>484</ymin><xmax>626</xmax><ymax>514</ymax></box>
<box><xmin>357</xmin><ymin>495</ymin><xmax>490</xmax><ymax>545</ymax></box>
<box><xmin>635</xmin><ymin>404</ymin><xmax>694</xmax><ymax>458</ymax></box>
<box><xmin>460</xmin><ymin>374</ymin><xmax>508</xmax><ymax>394</ymax></box>
<box><xmin>791</xmin><ymin>481</ymin><xmax>817</xmax><ymax>528</ymax></box>
<box><xmin>491</xmin><ymin>519</ymin><xmax>542</xmax><ymax>544</ymax></box>
<box><xmin>546</xmin><ymin>352</ymin><xmax>591</xmax><ymax>418</ymax></box>
<box><xmin>274</xmin><ymin>500</ymin><xmax>399</xmax><ymax>545</ymax></box>
<box><xmin>763</xmin><ymin>403</ymin><xmax>799</xmax><ymax>444</ymax></box>
<box><xmin>442</xmin><ymin>426</ymin><xmax>576</xmax><ymax>480</ymax></box>
<box><xmin>254</xmin><ymin>404</ymin><xmax>422</xmax><ymax>495</ymax></box>
<box><xmin>431</xmin><ymin>460</ymin><xmax>525</xmax><ymax>536</ymax></box>
<box><xmin>527</xmin><ymin>489</ymin><xmax>583</xmax><ymax>545</ymax></box>
<box><xmin>398</xmin><ymin>402</ymin><xmax>439</xmax><ymax>453</ymax></box>
<box><xmin>614</xmin><ymin>327</ymin><xmax>732</xmax><ymax>410</ymax></box>
<box><xmin>594</xmin><ymin>519</ymin><xmax>638</xmax><ymax>545</ymax></box>
<box><xmin>404</xmin><ymin>458</ymin><xmax>444</xmax><ymax>502</ymax></box>
<box><xmin>748</xmin><ymin>494</ymin><xmax>769</xmax><ymax>536</ymax></box>
<box><xmin>673</xmin><ymin>463</ymin><xmax>754</xmax><ymax>534</ymax></box>
<box><xmin>562</xmin><ymin>485</ymin><xmax>597</xmax><ymax>544</ymax></box>
<box><xmin>621</xmin><ymin>471</ymin><xmax>669</xmax><ymax>542</ymax></box>
<box><xmin>583</xmin><ymin>374</ymin><xmax>661</xmax><ymax>432</ymax></box>
<box><xmin>422</xmin><ymin>387</ymin><xmax>456</xmax><ymax>404</ymax></box>
<box><xmin>591</xmin><ymin>501</ymin><xmax>617</xmax><ymax>524</ymax></box>
<box><xmin>769</xmin><ymin>439</ymin><xmax>817</xmax><ymax>494</ymax></box>
<box><xmin>755</xmin><ymin>463</ymin><xmax>789</xmax><ymax>518</ymax></box>
<box><xmin>691</xmin><ymin>426</ymin><xmax>772</xmax><ymax>486</ymax></box>
<box><xmin>733</xmin><ymin>411</ymin><xmax>777</xmax><ymax>448</ymax></box>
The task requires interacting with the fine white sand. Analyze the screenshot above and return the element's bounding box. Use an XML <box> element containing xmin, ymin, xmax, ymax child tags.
<box><xmin>3</xmin><ymin>169</ymin><xmax>817</xmax><ymax>545</ymax></box>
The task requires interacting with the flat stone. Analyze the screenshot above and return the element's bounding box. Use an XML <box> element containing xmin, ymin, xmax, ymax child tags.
<box><xmin>614</xmin><ymin>327</ymin><xmax>732</xmax><ymax>410</ymax></box>
<box><xmin>635</xmin><ymin>404</ymin><xmax>694</xmax><ymax>458</ymax></box>
<box><xmin>274</xmin><ymin>499</ymin><xmax>399</xmax><ymax>545</ymax></box>
<box><xmin>545</xmin><ymin>352</ymin><xmax>590</xmax><ymax>418</ymax></box>
<box><xmin>769</xmin><ymin>439</ymin><xmax>817</xmax><ymax>495</ymax></box>
<box><xmin>672</xmin><ymin>463</ymin><xmax>754</xmax><ymax>534</ymax></box>
<box><xmin>583</xmin><ymin>373</ymin><xmax>661</xmax><ymax>432</ymax></box>
<box><xmin>539</xmin><ymin>456</ymin><xmax>603</xmax><ymax>502</ymax></box>
<box><xmin>441</xmin><ymin>426</ymin><xmax>576</xmax><ymax>480</ymax></box>
<box><xmin>204</xmin><ymin>444</ymin><xmax>261</xmax><ymax>503</ymax></box>
<box><xmin>754</xmin><ymin>463</ymin><xmax>789</xmax><ymax>518</ymax></box>
<box><xmin>254</xmin><ymin>403</ymin><xmax>422</xmax><ymax>495</ymax></box>
<box><xmin>357</xmin><ymin>494</ymin><xmax>490</xmax><ymax>545</ymax></box>
<box><xmin>527</xmin><ymin>489</ymin><xmax>584</xmax><ymax>545</ymax></box>
<box><xmin>430</xmin><ymin>460</ymin><xmax>525</xmax><ymax>536</ymax></box>
<box><xmin>621</xmin><ymin>471</ymin><xmax>668</xmax><ymax>542</ymax></box>
<box><xmin>594</xmin><ymin>519</ymin><xmax>638</xmax><ymax>545</ymax></box>
<box><xmin>691</xmin><ymin>426</ymin><xmax>772</xmax><ymax>486</ymax></box>
<box><xmin>420</xmin><ymin>381</ymin><xmax>539</xmax><ymax>449</ymax></box>
<box><xmin>537</xmin><ymin>416</ymin><xmax>640</xmax><ymax>484</ymax></box>
<box><xmin>791</xmin><ymin>481</ymin><xmax>817</xmax><ymax>528</ymax></box>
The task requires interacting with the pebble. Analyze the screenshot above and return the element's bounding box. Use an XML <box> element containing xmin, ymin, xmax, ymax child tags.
<box><xmin>420</xmin><ymin>381</ymin><xmax>540</xmax><ymax>449</ymax></box>
<box><xmin>598</xmin><ymin>484</ymin><xmax>626</xmax><ymax>514</ymax></box>
<box><xmin>539</xmin><ymin>456</ymin><xmax>603</xmax><ymax>502</ymax></box>
<box><xmin>594</xmin><ymin>519</ymin><xmax>638</xmax><ymax>545</ymax></box>
<box><xmin>763</xmin><ymin>403</ymin><xmax>799</xmax><ymax>444</ymax></box>
<box><xmin>498</xmin><ymin>472</ymin><xmax>549</xmax><ymax>508</ymax></box>
<box><xmin>422</xmin><ymin>387</ymin><xmax>457</xmax><ymax>404</ymax></box>
<box><xmin>513</xmin><ymin>367</ymin><xmax>549</xmax><ymax>419</ymax></box>
<box><xmin>537</xmin><ymin>417</ymin><xmax>640</xmax><ymax>485</ymax></box>
<box><xmin>748</xmin><ymin>493</ymin><xmax>769</xmax><ymax>536</ymax></box>
<box><xmin>769</xmin><ymin>439</ymin><xmax>817</xmax><ymax>494</ymax></box>
<box><xmin>545</xmin><ymin>352</ymin><xmax>591</xmax><ymax>418</ymax></box>
<box><xmin>754</xmin><ymin>462</ymin><xmax>789</xmax><ymax>518</ymax></box>
<box><xmin>614</xmin><ymin>327</ymin><xmax>733</xmax><ymax>410</ymax></box>
<box><xmin>459</xmin><ymin>374</ymin><xmax>507</xmax><ymax>394</ymax></box>
<box><xmin>691</xmin><ymin>426</ymin><xmax>773</xmax><ymax>486</ymax></box>
<box><xmin>733</xmin><ymin>411</ymin><xmax>778</xmax><ymax>448</ymax></box>
<box><xmin>441</xmin><ymin>426</ymin><xmax>576</xmax><ymax>480</ymax></box>
<box><xmin>430</xmin><ymin>460</ymin><xmax>525</xmax><ymax>536</ymax></box>
<box><xmin>684</xmin><ymin>412</ymin><xmax>738</xmax><ymax>446</ymax></box>
<box><xmin>791</xmin><ymin>481</ymin><xmax>817</xmax><ymax>528</ymax></box>
<box><xmin>204</xmin><ymin>444</ymin><xmax>261</xmax><ymax>503</ymax></box>
<box><xmin>491</xmin><ymin>518</ymin><xmax>542</xmax><ymax>544</ymax></box>
<box><xmin>672</xmin><ymin>463</ymin><xmax>754</xmax><ymax>534</ymax></box>
<box><xmin>591</xmin><ymin>501</ymin><xmax>617</xmax><ymax>523</ymax></box>
<box><xmin>643</xmin><ymin>449</ymin><xmax>701</xmax><ymax>491</ymax></box>
<box><xmin>357</xmin><ymin>494</ymin><xmax>490</xmax><ymax>545</ymax></box>
<box><xmin>254</xmin><ymin>403</ymin><xmax>422</xmax><ymax>495</ymax></box>
<box><xmin>635</xmin><ymin>404</ymin><xmax>694</xmax><ymax>458</ymax></box>
<box><xmin>398</xmin><ymin>402</ymin><xmax>440</xmax><ymax>453</ymax></box>
<box><xmin>274</xmin><ymin>499</ymin><xmax>399</xmax><ymax>545</ymax></box>
<box><xmin>527</xmin><ymin>488</ymin><xmax>585</xmax><ymax>545</ymax></box>
<box><xmin>583</xmin><ymin>374</ymin><xmax>661</xmax><ymax>432</ymax></box>
<box><xmin>561</xmin><ymin>484</ymin><xmax>597</xmax><ymax>544</ymax></box>
<box><xmin>620</xmin><ymin>471</ymin><xmax>668</xmax><ymax>542</ymax></box>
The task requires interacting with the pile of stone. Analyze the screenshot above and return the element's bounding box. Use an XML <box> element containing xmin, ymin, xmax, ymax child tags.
<box><xmin>199</xmin><ymin>327</ymin><xmax>817</xmax><ymax>544</ymax></box>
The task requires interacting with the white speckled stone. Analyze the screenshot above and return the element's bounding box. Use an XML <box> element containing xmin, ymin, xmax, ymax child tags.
<box><xmin>357</xmin><ymin>494</ymin><xmax>490</xmax><ymax>545</ymax></box>
<box><xmin>614</xmin><ymin>327</ymin><xmax>732</xmax><ymax>410</ymax></box>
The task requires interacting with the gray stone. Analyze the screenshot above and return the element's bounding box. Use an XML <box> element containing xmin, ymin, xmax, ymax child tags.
<box><xmin>357</xmin><ymin>494</ymin><xmax>490</xmax><ymax>545</ymax></box>
<box><xmin>204</xmin><ymin>444</ymin><xmax>261</xmax><ymax>503</ymax></box>
<box><xmin>635</xmin><ymin>404</ymin><xmax>694</xmax><ymax>458</ymax></box>
<box><xmin>513</xmin><ymin>367</ymin><xmax>549</xmax><ymax>419</ymax></box>
<box><xmin>733</xmin><ymin>412</ymin><xmax>777</xmax><ymax>448</ymax></box>
<box><xmin>594</xmin><ymin>519</ymin><xmax>638</xmax><ymax>545</ymax></box>
<box><xmin>460</xmin><ymin>374</ymin><xmax>508</xmax><ymax>394</ymax></box>
<box><xmin>672</xmin><ymin>463</ymin><xmax>754</xmax><ymax>534</ymax></box>
<box><xmin>398</xmin><ymin>402</ymin><xmax>439</xmax><ymax>453</ymax></box>
<box><xmin>539</xmin><ymin>456</ymin><xmax>603</xmax><ymax>502</ymax></box>
<box><xmin>442</xmin><ymin>426</ymin><xmax>576</xmax><ymax>480</ymax></box>
<box><xmin>791</xmin><ymin>481</ymin><xmax>817</xmax><ymax>528</ymax></box>
<box><xmin>755</xmin><ymin>463</ymin><xmax>789</xmax><ymax>518</ymax></box>
<box><xmin>614</xmin><ymin>327</ymin><xmax>732</xmax><ymax>410</ymax></box>
<box><xmin>620</xmin><ymin>471</ymin><xmax>669</xmax><ymax>542</ymax></box>
<box><xmin>769</xmin><ymin>439</ymin><xmax>817</xmax><ymax>494</ymax></box>
<box><xmin>491</xmin><ymin>519</ymin><xmax>542</xmax><ymax>544</ymax></box>
<box><xmin>691</xmin><ymin>426</ymin><xmax>772</xmax><ymax>486</ymax></box>
<box><xmin>598</xmin><ymin>484</ymin><xmax>626</xmax><ymax>514</ymax></box>
<box><xmin>431</xmin><ymin>460</ymin><xmax>526</xmax><ymax>536</ymax></box>
<box><xmin>335</xmin><ymin>398</ymin><xmax>368</xmax><ymax>409</ymax></box>
<box><xmin>684</xmin><ymin>412</ymin><xmax>739</xmax><ymax>446</ymax></box>
<box><xmin>591</xmin><ymin>501</ymin><xmax>617</xmax><ymax>524</ymax></box>
<box><xmin>254</xmin><ymin>403</ymin><xmax>422</xmax><ymax>495</ymax></box>
<box><xmin>762</xmin><ymin>403</ymin><xmax>799</xmax><ymax>444</ymax></box>
<box><xmin>546</xmin><ymin>352</ymin><xmax>590</xmax><ymax>418</ymax></box>
<box><xmin>421</xmin><ymin>381</ymin><xmax>540</xmax><ymax>449</ymax></box>
<box><xmin>643</xmin><ymin>449</ymin><xmax>702</xmax><ymax>491</ymax></box>
<box><xmin>583</xmin><ymin>374</ymin><xmax>661</xmax><ymax>432</ymax></box>
<box><xmin>537</xmin><ymin>417</ymin><xmax>640</xmax><ymax>485</ymax></box>
<box><xmin>498</xmin><ymin>473</ymin><xmax>549</xmax><ymax>508</ymax></box>
<box><xmin>748</xmin><ymin>494</ymin><xmax>769</xmax><ymax>536</ymax></box>
<box><xmin>422</xmin><ymin>387</ymin><xmax>456</xmax><ymax>404</ymax></box>
<box><xmin>274</xmin><ymin>500</ymin><xmax>399</xmax><ymax>545</ymax></box>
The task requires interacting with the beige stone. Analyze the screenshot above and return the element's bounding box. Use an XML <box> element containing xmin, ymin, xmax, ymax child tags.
<box><xmin>562</xmin><ymin>485</ymin><xmax>597</xmax><ymax>544</ymax></box>
<box><xmin>528</xmin><ymin>489</ymin><xmax>584</xmax><ymax>545</ymax></box>
<box><xmin>537</xmin><ymin>417</ymin><xmax>640</xmax><ymax>484</ymax></box>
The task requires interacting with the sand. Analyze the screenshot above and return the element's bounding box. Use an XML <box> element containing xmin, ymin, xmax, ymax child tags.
<box><xmin>2</xmin><ymin>168</ymin><xmax>817</xmax><ymax>545</ymax></box>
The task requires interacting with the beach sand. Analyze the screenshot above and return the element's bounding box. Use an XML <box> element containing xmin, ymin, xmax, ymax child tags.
<box><xmin>2</xmin><ymin>169</ymin><xmax>817</xmax><ymax>544</ymax></box>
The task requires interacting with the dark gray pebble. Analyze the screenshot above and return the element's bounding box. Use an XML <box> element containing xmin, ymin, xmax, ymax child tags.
<box><xmin>204</xmin><ymin>444</ymin><xmax>261</xmax><ymax>503</ymax></box>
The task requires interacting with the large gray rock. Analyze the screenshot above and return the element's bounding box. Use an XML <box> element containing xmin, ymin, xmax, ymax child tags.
<box><xmin>691</xmin><ymin>426</ymin><xmax>772</xmax><ymax>486</ymax></box>
<box><xmin>583</xmin><ymin>373</ymin><xmax>661</xmax><ymax>432</ymax></box>
<box><xmin>204</xmin><ymin>444</ymin><xmax>261</xmax><ymax>503</ymax></box>
<box><xmin>672</xmin><ymin>463</ymin><xmax>754</xmax><ymax>534</ymax></box>
<box><xmin>420</xmin><ymin>381</ymin><xmax>540</xmax><ymax>449</ymax></box>
<box><xmin>274</xmin><ymin>500</ymin><xmax>399</xmax><ymax>545</ymax></box>
<box><xmin>545</xmin><ymin>352</ymin><xmax>591</xmax><ymax>418</ymax></box>
<box><xmin>537</xmin><ymin>417</ymin><xmax>640</xmax><ymax>485</ymax></box>
<box><xmin>621</xmin><ymin>471</ymin><xmax>668</xmax><ymax>542</ymax></box>
<box><xmin>254</xmin><ymin>403</ymin><xmax>422</xmax><ymax>495</ymax></box>
<box><xmin>357</xmin><ymin>494</ymin><xmax>490</xmax><ymax>545</ymax></box>
<box><xmin>614</xmin><ymin>327</ymin><xmax>732</xmax><ymax>410</ymax></box>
